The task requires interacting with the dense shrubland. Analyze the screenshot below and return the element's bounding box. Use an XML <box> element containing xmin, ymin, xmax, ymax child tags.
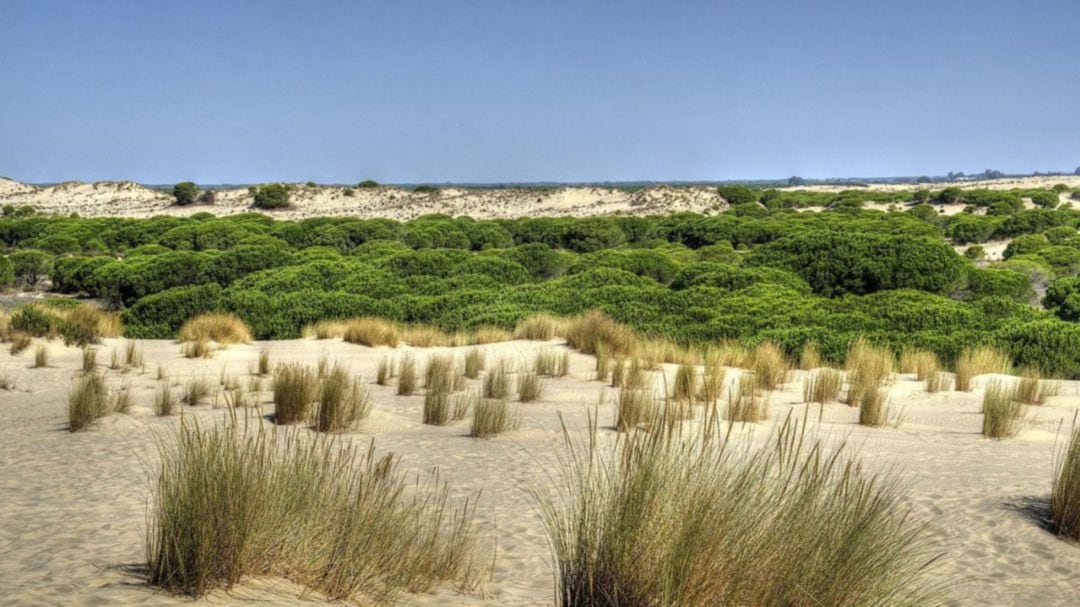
<box><xmin>2</xmin><ymin>189</ymin><xmax>1080</xmax><ymax>376</ymax></box>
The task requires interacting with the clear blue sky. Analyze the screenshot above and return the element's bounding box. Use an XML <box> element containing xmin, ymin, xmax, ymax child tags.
<box><xmin>2</xmin><ymin>0</ymin><xmax>1077</xmax><ymax>184</ymax></box>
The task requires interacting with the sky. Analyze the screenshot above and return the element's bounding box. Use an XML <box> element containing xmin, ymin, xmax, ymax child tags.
<box><xmin>1</xmin><ymin>0</ymin><xmax>1078</xmax><ymax>184</ymax></box>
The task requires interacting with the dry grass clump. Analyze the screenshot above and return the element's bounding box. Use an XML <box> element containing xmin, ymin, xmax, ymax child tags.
<box><xmin>1014</xmin><ymin>367</ymin><xmax>1061</xmax><ymax>405</ymax></box>
<box><xmin>751</xmin><ymin>342</ymin><xmax>789</xmax><ymax>391</ymax></box>
<box><xmin>272</xmin><ymin>364</ymin><xmax>318</xmax><ymax>424</ymax></box>
<box><xmin>981</xmin><ymin>380</ymin><xmax>1024</xmax><ymax>439</ymax></box>
<box><xmin>470</xmin><ymin>397</ymin><xmax>520</xmax><ymax>437</ymax></box>
<box><xmin>713</xmin><ymin>340</ymin><xmax>751</xmax><ymax>368</ymax></box>
<box><xmin>594</xmin><ymin>346</ymin><xmax>611</xmax><ymax>382</ymax></box>
<box><xmin>68</xmin><ymin>373</ymin><xmax>126</xmax><ymax>431</ymax></box>
<box><xmin>397</xmin><ymin>354</ymin><xmax>417</xmax><ymax>396</ymax></box>
<box><xmin>376</xmin><ymin>356</ymin><xmax>394</xmax><ymax>385</ymax></box>
<box><xmin>125</xmin><ymin>341</ymin><xmax>143</xmax><ymax>368</ymax></box>
<box><xmin>0</xmin><ymin>373</ymin><xmax>15</xmax><ymax>391</ymax></box>
<box><xmin>697</xmin><ymin>356</ymin><xmax>726</xmax><ymax>408</ymax></box>
<box><xmin>33</xmin><ymin>344</ymin><xmax>48</xmax><ymax>368</ymax></box>
<box><xmin>314</xmin><ymin>366</ymin><xmax>371</xmax><ymax>432</ymax></box>
<box><xmin>564</xmin><ymin>310</ymin><xmax>637</xmax><ymax>357</ymax></box>
<box><xmin>178</xmin><ymin>313</ymin><xmax>251</xmax><ymax>345</ymax></box>
<box><xmin>66</xmin><ymin>304</ymin><xmax>124</xmax><ymax>339</ymax></box>
<box><xmin>155</xmin><ymin>383</ymin><xmax>176</xmax><ymax>416</ymax></box>
<box><xmin>517</xmin><ymin>371</ymin><xmax>544</xmax><ymax>402</ymax></box>
<box><xmin>844</xmin><ymin>338</ymin><xmax>893</xmax><ymax>406</ymax></box>
<box><xmin>954</xmin><ymin>345</ymin><xmax>1011</xmax><ymax>392</ymax></box>
<box><xmin>803</xmin><ymin>367</ymin><xmax>843</xmax><ymax>404</ymax></box>
<box><xmin>858</xmin><ymin>386</ymin><xmax>890</xmax><ymax>427</ymax></box>
<box><xmin>535</xmin><ymin>348</ymin><xmax>570</xmax><ymax>377</ymax></box>
<box><xmin>671</xmin><ymin>362</ymin><xmax>697</xmax><ymax>402</ymax></box>
<box><xmin>401</xmin><ymin>325</ymin><xmax>449</xmax><ymax>348</ymax></box>
<box><xmin>482</xmin><ymin>359</ymin><xmax>511</xmax><ymax>400</ymax></box>
<box><xmin>513</xmin><ymin>314</ymin><xmax>563</xmax><ymax>341</ymax></box>
<box><xmin>10</xmin><ymin>333</ymin><xmax>32</xmax><ymax>354</ymax></box>
<box><xmin>799</xmin><ymin>340</ymin><xmax>822</xmax><ymax>370</ymax></box>
<box><xmin>926</xmin><ymin>371</ymin><xmax>952</xmax><ymax>393</ymax></box>
<box><xmin>727</xmin><ymin>373</ymin><xmax>767</xmax><ymax>423</ymax></box>
<box><xmin>536</xmin><ymin>416</ymin><xmax>943</xmax><ymax>607</ymax></box>
<box><xmin>423</xmin><ymin>355</ymin><xmax>457</xmax><ymax>425</ymax></box>
<box><xmin>615</xmin><ymin>386</ymin><xmax>659</xmax><ymax>433</ymax></box>
<box><xmin>449</xmin><ymin>390</ymin><xmax>474</xmax><ymax>421</ymax></box>
<box><xmin>1051</xmin><ymin>421</ymin><xmax>1080</xmax><ymax>540</ymax></box>
<box><xmin>304</xmin><ymin>319</ymin><xmax>347</xmax><ymax>339</ymax></box>
<box><xmin>184</xmin><ymin>377</ymin><xmax>212</xmax><ymax>406</ymax></box>
<box><xmin>463</xmin><ymin>348</ymin><xmax>485</xmax><ymax>379</ymax></box>
<box><xmin>146</xmin><ymin>418</ymin><xmax>482</xmax><ymax>600</ymax></box>
<box><xmin>900</xmin><ymin>348</ymin><xmax>940</xmax><ymax>381</ymax></box>
<box><xmin>342</xmin><ymin>317</ymin><xmax>400</xmax><ymax>347</ymax></box>
<box><xmin>181</xmin><ymin>338</ymin><xmax>214</xmax><ymax>359</ymax></box>
<box><xmin>256</xmin><ymin>349</ymin><xmax>271</xmax><ymax>376</ymax></box>
<box><xmin>470</xmin><ymin>326</ymin><xmax>512</xmax><ymax>345</ymax></box>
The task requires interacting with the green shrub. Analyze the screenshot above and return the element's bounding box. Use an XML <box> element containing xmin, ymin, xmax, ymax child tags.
<box><xmin>172</xmin><ymin>182</ymin><xmax>199</xmax><ymax>205</ymax></box>
<box><xmin>252</xmin><ymin>184</ymin><xmax>290</xmax><ymax>209</ymax></box>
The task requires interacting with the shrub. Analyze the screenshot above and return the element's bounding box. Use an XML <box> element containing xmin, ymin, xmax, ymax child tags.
<box><xmin>536</xmin><ymin>417</ymin><xmax>942</xmax><ymax>607</ymax></box>
<box><xmin>172</xmin><ymin>182</ymin><xmax>199</xmax><ymax>205</ymax></box>
<box><xmin>252</xmin><ymin>183</ymin><xmax>290</xmax><ymax>209</ymax></box>
<box><xmin>358</xmin><ymin>179</ymin><xmax>379</xmax><ymax>188</ymax></box>
<box><xmin>178</xmin><ymin>313</ymin><xmax>252</xmax><ymax>344</ymax></box>
<box><xmin>470</xmin><ymin>397</ymin><xmax>518</xmax><ymax>437</ymax></box>
<box><xmin>1051</xmin><ymin>421</ymin><xmax>1080</xmax><ymax>540</ymax></box>
<box><xmin>146</xmin><ymin>419</ymin><xmax>481</xmax><ymax>599</ymax></box>
<box><xmin>272</xmin><ymin>364</ymin><xmax>318</xmax><ymax>424</ymax></box>
<box><xmin>315</xmin><ymin>366</ymin><xmax>370</xmax><ymax>432</ymax></box>
<box><xmin>981</xmin><ymin>380</ymin><xmax>1023</xmax><ymax>439</ymax></box>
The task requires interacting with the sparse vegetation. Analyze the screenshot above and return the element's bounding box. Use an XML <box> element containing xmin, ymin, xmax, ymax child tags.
<box><xmin>146</xmin><ymin>419</ymin><xmax>481</xmax><ymax>600</ymax></box>
<box><xmin>726</xmin><ymin>372</ymin><xmax>766</xmax><ymax>422</ymax></box>
<box><xmin>534</xmin><ymin>348</ymin><xmax>569</xmax><ymax>377</ymax></box>
<box><xmin>1051</xmin><ymin>420</ymin><xmax>1080</xmax><ymax>540</ymax></box>
<box><xmin>184</xmin><ymin>378</ymin><xmax>212</xmax><ymax>406</ymax></box>
<box><xmin>155</xmin><ymin>383</ymin><xmax>176</xmax><ymax>416</ymax></box>
<box><xmin>33</xmin><ymin>344</ymin><xmax>48</xmax><ymax>368</ymax></box>
<box><xmin>67</xmin><ymin>373</ymin><xmax>118</xmax><ymax>431</ymax></box>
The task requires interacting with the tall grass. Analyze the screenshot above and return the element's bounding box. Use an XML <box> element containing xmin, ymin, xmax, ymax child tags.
<box><xmin>517</xmin><ymin>371</ymin><xmax>544</xmax><ymax>402</ymax></box>
<box><xmin>697</xmin><ymin>356</ymin><xmax>725</xmax><ymax>408</ymax></box>
<box><xmin>68</xmin><ymin>373</ymin><xmax>123</xmax><ymax>431</ymax></box>
<box><xmin>954</xmin><ymin>345</ymin><xmax>1011</xmax><ymax>392</ymax></box>
<box><xmin>397</xmin><ymin>354</ymin><xmax>417</xmax><ymax>395</ymax></box>
<box><xmin>671</xmin><ymin>362</ymin><xmax>697</xmax><ymax>402</ymax></box>
<box><xmin>146</xmin><ymin>418</ymin><xmax>481</xmax><ymax>600</ymax></box>
<box><xmin>751</xmin><ymin>341</ymin><xmax>789</xmax><ymax>391</ymax></box>
<box><xmin>470</xmin><ymin>326</ymin><xmax>512</xmax><ymax>345</ymax></box>
<box><xmin>33</xmin><ymin>344</ymin><xmax>48</xmax><ymax>368</ymax></box>
<box><xmin>845</xmin><ymin>338</ymin><xmax>893</xmax><ymax>406</ymax></box>
<box><xmin>470</xmin><ymin>397</ymin><xmax>519</xmax><ymax>437</ymax></box>
<box><xmin>564</xmin><ymin>310</ymin><xmax>637</xmax><ymax>357</ymax></box>
<box><xmin>423</xmin><ymin>355</ymin><xmax>456</xmax><ymax>425</ymax></box>
<box><xmin>178</xmin><ymin>313</ymin><xmax>252</xmax><ymax>344</ymax></box>
<box><xmin>184</xmin><ymin>377</ymin><xmax>212</xmax><ymax>406</ymax></box>
<box><xmin>10</xmin><ymin>333</ymin><xmax>31</xmax><ymax>354</ymax></box>
<box><xmin>513</xmin><ymin>313</ymin><xmax>562</xmax><ymax>340</ymax></box>
<box><xmin>314</xmin><ymin>366</ymin><xmax>371</xmax><ymax>432</ymax></box>
<box><xmin>615</xmin><ymin>387</ymin><xmax>657</xmax><ymax>432</ymax></box>
<box><xmin>858</xmin><ymin>386</ymin><xmax>889</xmax><ymax>427</ymax></box>
<box><xmin>483</xmin><ymin>359</ymin><xmax>511</xmax><ymax>400</ymax></box>
<box><xmin>1014</xmin><ymin>368</ymin><xmax>1061</xmax><ymax>405</ymax></box>
<box><xmin>454</xmin><ymin>349</ymin><xmax>481</xmax><ymax>381</ymax></box>
<box><xmin>799</xmin><ymin>340</ymin><xmax>822</xmax><ymax>370</ymax></box>
<box><xmin>535</xmin><ymin>348</ymin><xmax>570</xmax><ymax>377</ymax></box>
<box><xmin>155</xmin><ymin>383</ymin><xmax>176</xmax><ymax>416</ymax></box>
<box><xmin>342</xmin><ymin>317</ymin><xmax>400</xmax><ymax>347</ymax></box>
<box><xmin>257</xmin><ymin>349</ymin><xmax>271</xmax><ymax>376</ymax></box>
<box><xmin>272</xmin><ymin>364</ymin><xmax>318</xmax><ymax>424</ymax></box>
<box><xmin>727</xmin><ymin>372</ymin><xmax>766</xmax><ymax>423</ymax></box>
<box><xmin>900</xmin><ymin>348</ymin><xmax>939</xmax><ymax>380</ymax></box>
<box><xmin>125</xmin><ymin>341</ymin><xmax>144</xmax><ymax>368</ymax></box>
<box><xmin>981</xmin><ymin>380</ymin><xmax>1024</xmax><ymax>439</ymax></box>
<box><xmin>803</xmin><ymin>367</ymin><xmax>843</xmax><ymax>404</ymax></box>
<box><xmin>535</xmin><ymin>415</ymin><xmax>943</xmax><ymax>607</ymax></box>
<box><xmin>376</xmin><ymin>356</ymin><xmax>394</xmax><ymax>385</ymax></box>
<box><xmin>926</xmin><ymin>371</ymin><xmax>952</xmax><ymax>393</ymax></box>
<box><xmin>181</xmin><ymin>338</ymin><xmax>214</xmax><ymax>359</ymax></box>
<box><xmin>1051</xmin><ymin>420</ymin><xmax>1080</xmax><ymax>540</ymax></box>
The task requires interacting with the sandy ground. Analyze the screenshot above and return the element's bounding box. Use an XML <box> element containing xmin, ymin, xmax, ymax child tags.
<box><xmin>0</xmin><ymin>338</ymin><xmax>1079</xmax><ymax>605</ymax></box>
<box><xmin>1</xmin><ymin>176</ymin><xmax>1076</xmax><ymax>220</ymax></box>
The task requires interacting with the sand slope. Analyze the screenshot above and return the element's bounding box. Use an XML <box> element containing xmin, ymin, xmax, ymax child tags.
<box><xmin>1</xmin><ymin>176</ymin><xmax>1076</xmax><ymax>220</ymax></box>
<box><xmin>0</xmin><ymin>338</ymin><xmax>1079</xmax><ymax>606</ymax></box>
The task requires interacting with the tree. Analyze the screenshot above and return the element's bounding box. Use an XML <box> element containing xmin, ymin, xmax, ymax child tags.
<box><xmin>1074</xmin><ymin>166</ymin><xmax>1080</xmax><ymax>176</ymax></box>
<box><xmin>787</xmin><ymin>176</ymin><xmax>806</xmax><ymax>186</ymax></box>
<box><xmin>9</xmin><ymin>250</ymin><xmax>53</xmax><ymax>287</ymax></box>
<box><xmin>172</xmin><ymin>182</ymin><xmax>198</xmax><ymax>205</ymax></box>
<box><xmin>358</xmin><ymin>179</ymin><xmax>379</xmax><ymax>188</ymax></box>
<box><xmin>252</xmin><ymin>184</ymin><xmax>290</xmax><ymax>209</ymax></box>
<box><xmin>716</xmin><ymin>185</ymin><xmax>759</xmax><ymax>206</ymax></box>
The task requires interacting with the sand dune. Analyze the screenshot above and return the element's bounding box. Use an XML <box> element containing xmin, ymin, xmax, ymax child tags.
<box><xmin>1</xmin><ymin>175</ymin><xmax>1076</xmax><ymax>220</ymax></box>
<box><xmin>0</xmin><ymin>337</ymin><xmax>1078</xmax><ymax>605</ymax></box>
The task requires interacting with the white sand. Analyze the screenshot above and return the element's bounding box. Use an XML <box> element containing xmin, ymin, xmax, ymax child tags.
<box><xmin>1</xmin><ymin>176</ymin><xmax>1075</xmax><ymax>220</ymax></box>
<box><xmin>1</xmin><ymin>337</ymin><xmax>1079</xmax><ymax>605</ymax></box>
